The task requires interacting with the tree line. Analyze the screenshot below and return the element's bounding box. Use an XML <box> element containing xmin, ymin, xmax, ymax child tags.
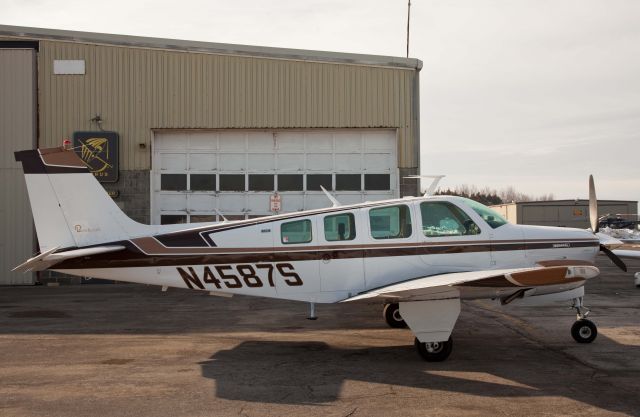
<box><xmin>434</xmin><ymin>184</ymin><xmax>554</xmax><ymax>206</ymax></box>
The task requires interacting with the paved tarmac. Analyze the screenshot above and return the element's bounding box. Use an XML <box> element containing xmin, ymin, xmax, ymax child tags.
<box><xmin>0</xmin><ymin>258</ymin><xmax>639</xmax><ymax>417</ymax></box>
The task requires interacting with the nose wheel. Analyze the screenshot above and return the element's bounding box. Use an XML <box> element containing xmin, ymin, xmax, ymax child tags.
<box><xmin>383</xmin><ymin>303</ymin><xmax>407</xmax><ymax>328</ymax></box>
<box><xmin>570</xmin><ymin>297</ymin><xmax>597</xmax><ymax>344</ymax></box>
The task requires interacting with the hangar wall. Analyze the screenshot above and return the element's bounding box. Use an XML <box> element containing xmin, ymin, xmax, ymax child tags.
<box><xmin>0</xmin><ymin>48</ymin><xmax>36</xmax><ymax>285</ymax></box>
<box><xmin>35</xmin><ymin>40</ymin><xmax>419</xmax><ymax>171</ymax></box>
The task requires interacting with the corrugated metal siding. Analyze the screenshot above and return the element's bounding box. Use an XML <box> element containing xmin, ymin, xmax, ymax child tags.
<box><xmin>36</xmin><ymin>41</ymin><xmax>418</xmax><ymax>170</ymax></box>
<box><xmin>0</xmin><ymin>49</ymin><xmax>35</xmax><ymax>285</ymax></box>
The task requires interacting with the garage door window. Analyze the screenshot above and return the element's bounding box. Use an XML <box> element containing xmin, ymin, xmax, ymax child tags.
<box><xmin>219</xmin><ymin>174</ymin><xmax>245</xmax><ymax>191</ymax></box>
<box><xmin>190</xmin><ymin>174</ymin><xmax>216</xmax><ymax>191</ymax></box>
<box><xmin>161</xmin><ymin>214</ymin><xmax>187</xmax><ymax>225</ymax></box>
<box><xmin>161</xmin><ymin>174</ymin><xmax>187</xmax><ymax>191</ymax></box>
<box><xmin>365</xmin><ymin>174</ymin><xmax>390</xmax><ymax>191</ymax></box>
<box><xmin>336</xmin><ymin>174</ymin><xmax>361</xmax><ymax>191</ymax></box>
<box><xmin>324</xmin><ymin>213</ymin><xmax>356</xmax><ymax>241</ymax></box>
<box><xmin>307</xmin><ymin>174</ymin><xmax>332</xmax><ymax>191</ymax></box>
<box><xmin>281</xmin><ymin>219</ymin><xmax>312</xmax><ymax>244</ymax></box>
<box><xmin>278</xmin><ymin>174</ymin><xmax>304</xmax><ymax>191</ymax></box>
<box><xmin>249</xmin><ymin>174</ymin><xmax>274</xmax><ymax>191</ymax></box>
<box><xmin>369</xmin><ymin>205</ymin><xmax>412</xmax><ymax>239</ymax></box>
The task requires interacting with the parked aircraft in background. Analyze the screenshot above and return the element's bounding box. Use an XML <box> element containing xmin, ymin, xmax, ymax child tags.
<box><xmin>13</xmin><ymin>147</ymin><xmax>638</xmax><ymax>361</ymax></box>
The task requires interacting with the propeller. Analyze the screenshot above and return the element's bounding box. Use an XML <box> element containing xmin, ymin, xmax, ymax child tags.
<box><xmin>589</xmin><ymin>174</ymin><xmax>627</xmax><ymax>272</ymax></box>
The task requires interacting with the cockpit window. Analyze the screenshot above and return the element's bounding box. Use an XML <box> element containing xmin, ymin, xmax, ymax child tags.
<box><xmin>420</xmin><ymin>202</ymin><xmax>481</xmax><ymax>237</ymax></box>
<box><xmin>461</xmin><ymin>198</ymin><xmax>508</xmax><ymax>229</ymax></box>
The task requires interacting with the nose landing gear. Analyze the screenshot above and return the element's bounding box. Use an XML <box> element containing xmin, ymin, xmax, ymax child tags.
<box><xmin>570</xmin><ymin>297</ymin><xmax>597</xmax><ymax>343</ymax></box>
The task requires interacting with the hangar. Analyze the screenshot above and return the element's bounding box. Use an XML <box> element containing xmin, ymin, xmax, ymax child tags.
<box><xmin>0</xmin><ymin>25</ymin><xmax>422</xmax><ymax>285</ymax></box>
<box><xmin>491</xmin><ymin>200</ymin><xmax>638</xmax><ymax>228</ymax></box>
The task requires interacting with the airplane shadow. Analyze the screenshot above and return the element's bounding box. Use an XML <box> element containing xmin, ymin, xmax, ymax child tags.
<box><xmin>199</xmin><ymin>336</ymin><xmax>640</xmax><ymax>413</ymax></box>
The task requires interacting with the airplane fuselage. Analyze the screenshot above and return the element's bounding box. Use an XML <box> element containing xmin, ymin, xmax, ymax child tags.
<box><xmin>55</xmin><ymin>196</ymin><xmax>600</xmax><ymax>303</ymax></box>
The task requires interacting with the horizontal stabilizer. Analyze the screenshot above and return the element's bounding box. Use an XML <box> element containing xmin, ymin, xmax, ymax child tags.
<box><xmin>13</xmin><ymin>245</ymin><xmax>125</xmax><ymax>273</ymax></box>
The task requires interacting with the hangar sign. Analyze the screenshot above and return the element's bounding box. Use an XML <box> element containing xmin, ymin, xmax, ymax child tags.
<box><xmin>73</xmin><ymin>131</ymin><xmax>119</xmax><ymax>183</ymax></box>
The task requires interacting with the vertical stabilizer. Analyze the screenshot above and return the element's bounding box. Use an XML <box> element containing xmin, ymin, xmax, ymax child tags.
<box><xmin>14</xmin><ymin>147</ymin><xmax>149</xmax><ymax>251</ymax></box>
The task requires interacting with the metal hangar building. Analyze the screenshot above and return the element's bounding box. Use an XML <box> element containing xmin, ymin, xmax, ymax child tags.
<box><xmin>0</xmin><ymin>25</ymin><xmax>422</xmax><ymax>285</ymax></box>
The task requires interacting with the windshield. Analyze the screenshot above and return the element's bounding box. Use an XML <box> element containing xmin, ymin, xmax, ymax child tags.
<box><xmin>460</xmin><ymin>198</ymin><xmax>508</xmax><ymax>229</ymax></box>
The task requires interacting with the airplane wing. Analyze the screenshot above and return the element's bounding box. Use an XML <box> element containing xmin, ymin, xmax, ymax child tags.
<box><xmin>341</xmin><ymin>265</ymin><xmax>599</xmax><ymax>303</ymax></box>
<box><xmin>613</xmin><ymin>243</ymin><xmax>640</xmax><ymax>259</ymax></box>
<box><xmin>13</xmin><ymin>246</ymin><xmax>126</xmax><ymax>273</ymax></box>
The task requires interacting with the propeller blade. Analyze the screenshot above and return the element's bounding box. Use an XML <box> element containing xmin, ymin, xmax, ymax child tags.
<box><xmin>589</xmin><ymin>175</ymin><xmax>599</xmax><ymax>233</ymax></box>
<box><xmin>600</xmin><ymin>244</ymin><xmax>628</xmax><ymax>272</ymax></box>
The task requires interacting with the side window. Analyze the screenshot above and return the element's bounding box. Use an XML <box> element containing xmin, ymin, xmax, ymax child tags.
<box><xmin>369</xmin><ymin>205</ymin><xmax>412</xmax><ymax>239</ymax></box>
<box><xmin>281</xmin><ymin>219</ymin><xmax>312</xmax><ymax>244</ymax></box>
<box><xmin>420</xmin><ymin>202</ymin><xmax>481</xmax><ymax>237</ymax></box>
<box><xmin>324</xmin><ymin>213</ymin><xmax>356</xmax><ymax>241</ymax></box>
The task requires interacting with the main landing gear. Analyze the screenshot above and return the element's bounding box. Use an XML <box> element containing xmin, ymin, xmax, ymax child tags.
<box><xmin>415</xmin><ymin>337</ymin><xmax>453</xmax><ymax>362</ymax></box>
<box><xmin>383</xmin><ymin>303</ymin><xmax>407</xmax><ymax>328</ymax></box>
<box><xmin>571</xmin><ymin>297</ymin><xmax>597</xmax><ymax>344</ymax></box>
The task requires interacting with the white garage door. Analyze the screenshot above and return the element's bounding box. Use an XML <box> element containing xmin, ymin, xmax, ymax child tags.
<box><xmin>152</xmin><ymin>130</ymin><xmax>397</xmax><ymax>224</ymax></box>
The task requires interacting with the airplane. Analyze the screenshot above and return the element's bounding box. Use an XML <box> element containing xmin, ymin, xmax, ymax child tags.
<box><xmin>12</xmin><ymin>146</ymin><xmax>639</xmax><ymax>362</ymax></box>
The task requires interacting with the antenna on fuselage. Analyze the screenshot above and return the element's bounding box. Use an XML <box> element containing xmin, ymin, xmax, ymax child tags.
<box><xmin>404</xmin><ymin>175</ymin><xmax>446</xmax><ymax>196</ymax></box>
<box><xmin>214</xmin><ymin>208</ymin><xmax>229</xmax><ymax>222</ymax></box>
<box><xmin>320</xmin><ymin>185</ymin><xmax>341</xmax><ymax>207</ymax></box>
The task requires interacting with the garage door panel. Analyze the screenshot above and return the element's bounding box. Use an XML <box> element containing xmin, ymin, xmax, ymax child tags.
<box><xmin>156</xmin><ymin>133</ymin><xmax>187</xmax><ymax>150</ymax></box>
<box><xmin>160</xmin><ymin>153</ymin><xmax>187</xmax><ymax>170</ymax></box>
<box><xmin>305</xmin><ymin>132</ymin><xmax>333</xmax><ymax>150</ymax></box>
<box><xmin>248</xmin><ymin>154</ymin><xmax>275</xmax><ymax>171</ymax></box>
<box><xmin>365</xmin><ymin>131</ymin><xmax>395</xmax><ymax>150</ymax></box>
<box><xmin>219</xmin><ymin>132</ymin><xmax>246</xmax><ymax>150</ymax></box>
<box><xmin>219</xmin><ymin>154</ymin><xmax>246</xmax><ymax>171</ymax></box>
<box><xmin>277</xmin><ymin>153</ymin><xmax>304</xmax><ymax>171</ymax></box>
<box><xmin>364</xmin><ymin>153</ymin><xmax>391</xmax><ymax>171</ymax></box>
<box><xmin>335</xmin><ymin>133</ymin><xmax>362</xmax><ymax>151</ymax></box>
<box><xmin>277</xmin><ymin>132</ymin><xmax>305</xmax><ymax>150</ymax></box>
<box><xmin>247</xmin><ymin>132</ymin><xmax>274</xmax><ymax>150</ymax></box>
<box><xmin>158</xmin><ymin>194</ymin><xmax>187</xmax><ymax>211</ymax></box>
<box><xmin>307</xmin><ymin>154</ymin><xmax>333</xmax><ymax>171</ymax></box>
<box><xmin>247</xmin><ymin>194</ymin><xmax>270</xmax><ymax>214</ymax></box>
<box><xmin>335</xmin><ymin>193</ymin><xmax>364</xmax><ymax>205</ymax></box>
<box><xmin>280</xmin><ymin>195</ymin><xmax>304</xmax><ymax>212</ymax></box>
<box><xmin>335</xmin><ymin>154</ymin><xmax>362</xmax><ymax>171</ymax></box>
<box><xmin>189</xmin><ymin>154</ymin><xmax>216</xmax><ymax>171</ymax></box>
<box><xmin>218</xmin><ymin>194</ymin><xmax>246</xmax><ymax>212</ymax></box>
<box><xmin>189</xmin><ymin>133</ymin><xmax>218</xmax><ymax>150</ymax></box>
<box><xmin>188</xmin><ymin>194</ymin><xmax>216</xmax><ymax>211</ymax></box>
<box><xmin>305</xmin><ymin>194</ymin><xmax>332</xmax><ymax>210</ymax></box>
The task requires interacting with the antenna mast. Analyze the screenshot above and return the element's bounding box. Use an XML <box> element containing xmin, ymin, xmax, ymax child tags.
<box><xmin>406</xmin><ymin>0</ymin><xmax>411</xmax><ymax>58</ymax></box>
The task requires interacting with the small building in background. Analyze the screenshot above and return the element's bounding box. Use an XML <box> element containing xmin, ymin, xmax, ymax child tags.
<box><xmin>490</xmin><ymin>200</ymin><xmax>638</xmax><ymax>228</ymax></box>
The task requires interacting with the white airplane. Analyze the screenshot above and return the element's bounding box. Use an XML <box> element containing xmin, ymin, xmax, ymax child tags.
<box><xmin>13</xmin><ymin>146</ymin><xmax>638</xmax><ymax>361</ymax></box>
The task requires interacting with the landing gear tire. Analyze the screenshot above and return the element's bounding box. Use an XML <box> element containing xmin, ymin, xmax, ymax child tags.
<box><xmin>383</xmin><ymin>303</ymin><xmax>407</xmax><ymax>328</ymax></box>
<box><xmin>571</xmin><ymin>319</ymin><xmax>597</xmax><ymax>344</ymax></box>
<box><xmin>414</xmin><ymin>337</ymin><xmax>453</xmax><ymax>362</ymax></box>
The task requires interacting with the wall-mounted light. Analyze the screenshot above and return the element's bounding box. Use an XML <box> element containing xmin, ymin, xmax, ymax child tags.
<box><xmin>139</xmin><ymin>143</ymin><xmax>147</xmax><ymax>149</ymax></box>
<box><xmin>90</xmin><ymin>114</ymin><xmax>105</xmax><ymax>131</ymax></box>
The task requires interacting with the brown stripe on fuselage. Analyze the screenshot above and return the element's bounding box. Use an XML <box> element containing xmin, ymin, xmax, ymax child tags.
<box><xmin>537</xmin><ymin>260</ymin><xmax>596</xmax><ymax>267</ymax></box>
<box><xmin>54</xmin><ymin>238</ymin><xmax>599</xmax><ymax>270</ymax></box>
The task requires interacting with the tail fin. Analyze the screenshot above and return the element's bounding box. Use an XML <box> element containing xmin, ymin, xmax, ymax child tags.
<box><xmin>14</xmin><ymin>147</ymin><xmax>149</xmax><ymax>251</ymax></box>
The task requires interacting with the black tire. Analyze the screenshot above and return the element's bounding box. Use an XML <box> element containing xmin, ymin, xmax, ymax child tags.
<box><xmin>383</xmin><ymin>303</ymin><xmax>407</xmax><ymax>328</ymax></box>
<box><xmin>571</xmin><ymin>319</ymin><xmax>598</xmax><ymax>343</ymax></box>
<box><xmin>414</xmin><ymin>337</ymin><xmax>453</xmax><ymax>362</ymax></box>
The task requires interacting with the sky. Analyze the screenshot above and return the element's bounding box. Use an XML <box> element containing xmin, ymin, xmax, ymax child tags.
<box><xmin>3</xmin><ymin>0</ymin><xmax>639</xmax><ymax>203</ymax></box>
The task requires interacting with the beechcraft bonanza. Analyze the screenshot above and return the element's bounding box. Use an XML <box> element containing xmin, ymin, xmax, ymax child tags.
<box><xmin>13</xmin><ymin>147</ymin><xmax>640</xmax><ymax>361</ymax></box>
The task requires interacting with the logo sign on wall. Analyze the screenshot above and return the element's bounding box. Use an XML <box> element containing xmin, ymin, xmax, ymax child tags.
<box><xmin>73</xmin><ymin>131</ymin><xmax>119</xmax><ymax>183</ymax></box>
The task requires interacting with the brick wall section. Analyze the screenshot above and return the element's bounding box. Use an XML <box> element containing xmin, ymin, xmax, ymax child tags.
<box><xmin>399</xmin><ymin>167</ymin><xmax>419</xmax><ymax>197</ymax></box>
<box><xmin>102</xmin><ymin>170</ymin><xmax>150</xmax><ymax>225</ymax></box>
